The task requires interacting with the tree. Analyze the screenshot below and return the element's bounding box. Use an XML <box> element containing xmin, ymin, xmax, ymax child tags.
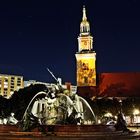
<box><xmin>9</xmin><ymin>84</ymin><xmax>47</xmax><ymax>120</ymax></box>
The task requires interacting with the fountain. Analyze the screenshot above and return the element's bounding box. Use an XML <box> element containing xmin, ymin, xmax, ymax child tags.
<box><xmin>21</xmin><ymin>83</ymin><xmax>96</xmax><ymax>131</ymax></box>
<box><xmin>15</xmin><ymin>69</ymin><xmax>138</xmax><ymax>139</ymax></box>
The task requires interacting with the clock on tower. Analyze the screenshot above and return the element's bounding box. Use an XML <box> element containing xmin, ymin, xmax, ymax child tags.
<box><xmin>75</xmin><ymin>6</ymin><xmax>96</xmax><ymax>87</ymax></box>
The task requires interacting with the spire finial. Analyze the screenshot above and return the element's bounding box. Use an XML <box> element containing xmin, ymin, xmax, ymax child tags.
<box><xmin>82</xmin><ymin>5</ymin><xmax>87</xmax><ymax>21</ymax></box>
<box><xmin>80</xmin><ymin>5</ymin><xmax>90</xmax><ymax>35</ymax></box>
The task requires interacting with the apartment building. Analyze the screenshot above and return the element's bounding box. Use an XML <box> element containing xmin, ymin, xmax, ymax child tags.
<box><xmin>0</xmin><ymin>74</ymin><xmax>24</xmax><ymax>98</ymax></box>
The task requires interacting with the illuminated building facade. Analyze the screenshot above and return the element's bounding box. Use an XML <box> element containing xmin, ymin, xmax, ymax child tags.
<box><xmin>0</xmin><ymin>74</ymin><xmax>24</xmax><ymax>98</ymax></box>
<box><xmin>75</xmin><ymin>6</ymin><xmax>96</xmax><ymax>87</ymax></box>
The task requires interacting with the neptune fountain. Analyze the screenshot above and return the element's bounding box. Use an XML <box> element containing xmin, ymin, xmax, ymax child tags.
<box><xmin>20</xmin><ymin>69</ymin><xmax>96</xmax><ymax>131</ymax></box>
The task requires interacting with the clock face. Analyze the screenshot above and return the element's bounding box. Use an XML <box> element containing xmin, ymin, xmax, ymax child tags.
<box><xmin>81</xmin><ymin>40</ymin><xmax>87</xmax><ymax>45</ymax></box>
<box><xmin>81</xmin><ymin>40</ymin><xmax>88</xmax><ymax>50</ymax></box>
<box><xmin>83</xmin><ymin>40</ymin><xmax>87</xmax><ymax>45</ymax></box>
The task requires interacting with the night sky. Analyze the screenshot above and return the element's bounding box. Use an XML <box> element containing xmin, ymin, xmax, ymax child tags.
<box><xmin>0</xmin><ymin>0</ymin><xmax>140</xmax><ymax>85</ymax></box>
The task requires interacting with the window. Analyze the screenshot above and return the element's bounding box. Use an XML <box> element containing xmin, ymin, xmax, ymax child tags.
<box><xmin>11</xmin><ymin>77</ymin><xmax>15</xmax><ymax>82</ymax></box>
<box><xmin>17</xmin><ymin>77</ymin><xmax>21</xmax><ymax>81</ymax></box>
<box><xmin>11</xmin><ymin>77</ymin><xmax>15</xmax><ymax>80</ymax></box>
<box><xmin>11</xmin><ymin>88</ymin><xmax>14</xmax><ymax>91</ymax></box>
<box><xmin>3</xmin><ymin>94</ymin><xmax>7</xmax><ymax>98</ymax></box>
<box><xmin>4</xmin><ymin>88</ymin><xmax>7</xmax><ymax>91</ymax></box>
<box><xmin>4</xmin><ymin>79</ymin><xmax>8</xmax><ymax>82</ymax></box>
<box><xmin>17</xmin><ymin>83</ymin><xmax>21</xmax><ymax>86</ymax></box>
<box><xmin>11</xmin><ymin>83</ymin><xmax>14</xmax><ymax>86</ymax></box>
<box><xmin>3</xmin><ymin>91</ymin><xmax>7</xmax><ymax>97</ymax></box>
<box><xmin>17</xmin><ymin>80</ymin><xmax>21</xmax><ymax>83</ymax></box>
<box><xmin>11</xmin><ymin>85</ymin><xmax>14</xmax><ymax>88</ymax></box>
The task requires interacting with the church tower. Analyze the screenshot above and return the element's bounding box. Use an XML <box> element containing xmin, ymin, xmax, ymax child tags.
<box><xmin>75</xmin><ymin>6</ymin><xmax>96</xmax><ymax>87</ymax></box>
